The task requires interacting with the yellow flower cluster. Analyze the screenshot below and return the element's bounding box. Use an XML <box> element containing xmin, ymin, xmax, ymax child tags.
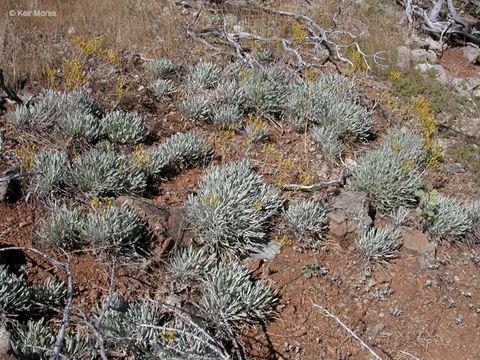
<box><xmin>62</xmin><ymin>58</ymin><xmax>87</xmax><ymax>88</ymax></box>
<box><xmin>42</xmin><ymin>65</ymin><xmax>58</xmax><ymax>89</ymax></box>
<box><xmin>247</xmin><ymin>114</ymin><xmax>267</xmax><ymax>132</ymax></box>
<box><xmin>72</xmin><ymin>35</ymin><xmax>104</xmax><ymax>58</ymax></box>
<box><xmin>275</xmin><ymin>235</ymin><xmax>291</xmax><ymax>249</ymax></box>
<box><xmin>200</xmin><ymin>193</ymin><xmax>220</xmax><ymax>208</ymax></box>
<box><xmin>116</xmin><ymin>78</ymin><xmax>128</xmax><ymax>99</ymax></box>
<box><xmin>292</xmin><ymin>23</ymin><xmax>308</xmax><ymax>44</ymax></box>
<box><xmin>91</xmin><ymin>197</ymin><xmax>113</xmax><ymax>213</ymax></box>
<box><xmin>129</xmin><ymin>144</ymin><xmax>150</xmax><ymax>168</ymax></box>
<box><xmin>349</xmin><ymin>50</ymin><xmax>367</xmax><ymax>73</ymax></box>
<box><xmin>415</xmin><ymin>96</ymin><xmax>444</xmax><ymax>167</ymax></box>
<box><xmin>15</xmin><ymin>146</ymin><xmax>35</xmax><ymax>170</ymax></box>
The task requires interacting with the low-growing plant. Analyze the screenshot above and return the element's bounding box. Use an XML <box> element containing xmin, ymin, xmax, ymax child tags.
<box><xmin>149</xmin><ymin>79</ymin><xmax>176</xmax><ymax>99</ymax></box>
<box><xmin>284</xmin><ymin>199</ymin><xmax>327</xmax><ymax>248</ymax></box>
<box><xmin>427</xmin><ymin>195</ymin><xmax>473</xmax><ymax>240</ymax></box>
<box><xmin>350</xmin><ymin>134</ymin><xmax>424</xmax><ymax>212</ymax></box>
<box><xmin>215</xmin><ymin>79</ymin><xmax>246</xmax><ymax>108</ymax></box>
<box><xmin>212</xmin><ymin>104</ymin><xmax>243</xmax><ymax>127</ymax></box>
<box><xmin>56</xmin><ymin>111</ymin><xmax>101</xmax><ymax>142</ymax></box>
<box><xmin>29</xmin><ymin>150</ymin><xmax>70</xmax><ymax>198</ymax></box>
<box><xmin>199</xmin><ymin>261</ymin><xmax>278</xmax><ymax>328</ymax></box>
<box><xmin>185</xmin><ymin>159</ymin><xmax>283</xmax><ymax>258</ymax></box>
<box><xmin>241</xmin><ymin>66</ymin><xmax>288</xmax><ymax>117</ymax></box>
<box><xmin>145</xmin><ymin>58</ymin><xmax>176</xmax><ymax>78</ymax></box>
<box><xmin>179</xmin><ymin>95</ymin><xmax>211</xmax><ymax>122</ymax></box>
<box><xmin>82</xmin><ymin>201</ymin><xmax>146</xmax><ymax>254</ymax></box>
<box><xmin>356</xmin><ymin>226</ymin><xmax>401</xmax><ymax>260</ymax></box>
<box><xmin>36</xmin><ymin>202</ymin><xmax>85</xmax><ymax>250</ymax></box>
<box><xmin>415</xmin><ymin>184</ymin><xmax>439</xmax><ymax>223</ymax></box>
<box><xmin>244</xmin><ymin>114</ymin><xmax>269</xmax><ymax>142</ymax></box>
<box><xmin>187</xmin><ymin>61</ymin><xmax>222</xmax><ymax>91</ymax></box>
<box><xmin>101</xmin><ymin>110</ymin><xmax>148</xmax><ymax>144</ymax></box>
<box><xmin>148</xmin><ymin>131</ymin><xmax>213</xmax><ymax>175</ymax></box>
<box><xmin>301</xmin><ymin>261</ymin><xmax>328</xmax><ymax>279</ymax></box>
<box><xmin>380</xmin><ymin>129</ymin><xmax>427</xmax><ymax>167</ymax></box>
<box><xmin>69</xmin><ymin>149</ymin><xmax>147</xmax><ymax>196</ymax></box>
<box><xmin>310</xmin><ymin>125</ymin><xmax>342</xmax><ymax>157</ymax></box>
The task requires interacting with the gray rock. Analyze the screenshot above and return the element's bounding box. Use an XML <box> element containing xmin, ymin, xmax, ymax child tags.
<box><xmin>463</xmin><ymin>46</ymin><xmax>480</xmax><ymax>64</ymax></box>
<box><xmin>415</xmin><ymin>36</ymin><xmax>444</xmax><ymax>52</ymax></box>
<box><xmin>115</xmin><ymin>196</ymin><xmax>193</xmax><ymax>255</ymax></box>
<box><xmin>327</xmin><ymin>191</ymin><xmax>372</xmax><ymax>239</ymax></box>
<box><xmin>396</xmin><ymin>46</ymin><xmax>412</xmax><ymax>71</ymax></box>
<box><xmin>446</xmin><ymin>163</ymin><xmax>466</xmax><ymax>173</ymax></box>
<box><xmin>415</xmin><ymin>63</ymin><xmax>451</xmax><ymax>84</ymax></box>
<box><xmin>0</xmin><ymin>323</ymin><xmax>10</xmax><ymax>355</ymax></box>
<box><xmin>411</xmin><ymin>49</ymin><xmax>438</xmax><ymax>63</ymax></box>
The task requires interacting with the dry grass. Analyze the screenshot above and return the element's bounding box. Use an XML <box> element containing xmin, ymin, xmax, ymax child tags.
<box><xmin>0</xmin><ymin>0</ymin><xmax>188</xmax><ymax>87</ymax></box>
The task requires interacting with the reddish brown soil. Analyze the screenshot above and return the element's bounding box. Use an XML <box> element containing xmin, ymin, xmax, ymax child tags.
<box><xmin>2</xmin><ymin>46</ymin><xmax>480</xmax><ymax>360</ymax></box>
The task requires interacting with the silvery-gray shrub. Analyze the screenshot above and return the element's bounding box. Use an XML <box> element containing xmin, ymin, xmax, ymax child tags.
<box><xmin>215</xmin><ymin>79</ymin><xmax>246</xmax><ymax>108</ymax></box>
<box><xmin>310</xmin><ymin>125</ymin><xmax>342</xmax><ymax>156</ymax></box>
<box><xmin>179</xmin><ymin>95</ymin><xmax>211</xmax><ymax>122</ymax></box>
<box><xmin>36</xmin><ymin>203</ymin><xmax>85</xmax><ymax>250</ymax></box>
<box><xmin>356</xmin><ymin>226</ymin><xmax>401</xmax><ymax>260</ymax></box>
<box><xmin>350</xmin><ymin>137</ymin><xmax>423</xmax><ymax>212</ymax></box>
<box><xmin>70</xmin><ymin>149</ymin><xmax>146</xmax><ymax>196</ymax></box>
<box><xmin>380</xmin><ymin>129</ymin><xmax>427</xmax><ymax>167</ymax></box>
<box><xmin>199</xmin><ymin>261</ymin><xmax>278</xmax><ymax>328</ymax></box>
<box><xmin>187</xmin><ymin>61</ymin><xmax>222</xmax><ymax>91</ymax></box>
<box><xmin>149</xmin><ymin>79</ymin><xmax>176</xmax><ymax>99</ymax></box>
<box><xmin>212</xmin><ymin>104</ymin><xmax>243</xmax><ymax>127</ymax></box>
<box><xmin>148</xmin><ymin>131</ymin><xmax>213</xmax><ymax>175</ymax></box>
<box><xmin>168</xmin><ymin>245</ymin><xmax>215</xmax><ymax>280</ymax></box>
<box><xmin>81</xmin><ymin>203</ymin><xmax>145</xmax><ymax>254</ymax></box>
<box><xmin>428</xmin><ymin>195</ymin><xmax>473</xmax><ymax>240</ymax></box>
<box><xmin>282</xmin><ymin>74</ymin><xmax>371</xmax><ymax>141</ymax></box>
<box><xmin>284</xmin><ymin>199</ymin><xmax>327</xmax><ymax>247</ymax></box>
<box><xmin>185</xmin><ymin>159</ymin><xmax>283</xmax><ymax>258</ymax></box>
<box><xmin>244</xmin><ymin>119</ymin><xmax>269</xmax><ymax>143</ymax></box>
<box><xmin>145</xmin><ymin>58</ymin><xmax>175</xmax><ymax>78</ymax></box>
<box><xmin>56</xmin><ymin>111</ymin><xmax>101</xmax><ymax>142</ymax></box>
<box><xmin>29</xmin><ymin>150</ymin><xmax>70</xmax><ymax>198</ymax></box>
<box><xmin>101</xmin><ymin>110</ymin><xmax>148</xmax><ymax>144</ymax></box>
<box><xmin>241</xmin><ymin>66</ymin><xmax>289</xmax><ymax>117</ymax></box>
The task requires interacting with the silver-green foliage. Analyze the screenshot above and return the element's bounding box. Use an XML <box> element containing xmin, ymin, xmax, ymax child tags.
<box><xmin>310</xmin><ymin>125</ymin><xmax>342</xmax><ymax>156</ymax></box>
<box><xmin>185</xmin><ymin>159</ymin><xmax>283</xmax><ymax>258</ymax></box>
<box><xmin>215</xmin><ymin>79</ymin><xmax>246</xmax><ymax>108</ymax></box>
<box><xmin>199</xmin><ymin>261</ymin><xmax>278</xmax><ymax>328</ymax></box>
<box><xmin>241</xmin><ymin>67</ymin><xmax>288</xmax><ymax>117</ymax></box>
<box><xmin>283</xmin><ymin>74</ymin><xmax>370</xmax><ymax>141</ymax></box>
<box><xmin>284</xmin><ymin>200</ymin><xmax>327</xmax><ymax>247</ymax></box>
<box><xmin>356</xmin><ymin>226</ymin><xmax>401</xmax><ymax>260</ymax></box>
<box><xmin>380</xmin><ymin>129</ymin><xmax>426</xmax><ymax>167</ymax></box>
<box><xmin>428</xmin><ymin>195</ymin><xmax>473</xmax><ymax>240</ymax></box>
<box><xmin>148</xmin><ymin>131</ymin><xmax>213</xmax><ymax>175</ymax></box>
<box><xmin>187</xmin><ymin>61</ymin><xmax>222</xmax><ymax>91</ymax></box>
<box><xmin>70</xmin><ymin>149</ymin><xmax>146</xmax><ymax>196</ymax></box>
<box><xmin>56</xmin><ymin>111</ymin><xmax>101</xmax><ymax>142</ymax></box>
<box><xmin>244</xmin><ymin>120</ymin><xmax>269</xmax><ymax>143</ymax></box>
<box><xmin>11</xmin><ymin>319</ymin><xmax>88</xmax><ymax>360</ymax></box>
<box><xmin>30</xmin><ymin>150</ymin><xmax>70</xmax><ymax>198</ymax></box>
<box><xmin>350</xmin><ymin>133</ymin><xmax>424</xmax><ymax>212</ymax></box>
<box><xmin>212</xmin><ymin>104</ymin><xmax>243</xmax><ymax>127</ymax></box>
<box><xmin>102</xmin><ymin>110</ymin><xmax>148</xmax><ymax>144</ymax></box>
<box><xmin>150</xmin><ymin>79</ymin><xmax>176</xmax><ymax>98</ymax></box>
<box><xmin>145</xmin><ymin>58</ymin><xmax>176</xmax><ymax>78</ymax></box>
<box><xmin>179</xmin><ymin>95</ymin><xmax>211</xmax><ymax>122</ymax></box>
<box><xmin>81</xmin><ymin>204</ymin><xmax>145</xmax><ymax>253</ymax></box>
<box><xmin>36</xmin><ymin>203</ymin><xmax>85</xmax><ymax>250</ymax></box>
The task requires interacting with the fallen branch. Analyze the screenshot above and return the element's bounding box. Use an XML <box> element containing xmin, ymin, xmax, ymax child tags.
<box><xmin>282</xmin><ymin>167</ymin><xmax>348</xmax><ymax>191</ymax></box>
<box><xmin>0</xmin><ymin>171</ymin><xmax>42</xmax><ymax>183</ymax></box>
<box><xmin>311</xmin><ymin>300</ymin><xmax>383</xmax><ymax>360</ymax></box>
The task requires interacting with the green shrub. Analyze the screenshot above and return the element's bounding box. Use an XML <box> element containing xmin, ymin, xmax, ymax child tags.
<box><xmin>56</xmin><ymin>111</ymin><xmax>101</xmax><ymax>142</ymax></box>
<box><xmin>185</xmin><ymin>159</ymin><xmax>283</xmax><ymax>258</ymax></box>
<box><xmin>179</xmin><ymin>95</ymin><xmax>211</xmax><ymax>122</ymax></box>
<box><xmin>215</xmin><ymin>79</ymin><xmax>246</xmax><ymax>108</ymax></box>
<box><xmin>187</xmin><ymin>61</ymin><xmax>222</xmax><ymax>91</ymax></box>
<box><xmin>69</xmin><ymin>149</ymin><xmax>146</xmax><ymax>196</ymax></box>
<box><xmin>36</xmin><ymin>203</ymin><xmax>85</xmax><ymax>250</ymax></box>
<box><xmin>29</xmin><ymin>150</ymin><xmax>70</xmax><ymax>198</ymax></box>
<box><xmin>101</xmin><ymin>110</ymin><xmax>148</xmax><ymax>144</ymax></box>
<box><xmin>356</xmin><ymin>226</ymin><xmax>401</xmax><ymax>260</ymax></box>
<box><xmin>350</xmin><ymin>134</ymin><xmax>424</xmax><ymax>212</ymax></box>
<box><xmin>284</xmin><ymin>199</ymin><xmax>327</xmax><ymax>247</ymax></box>
<box><xmin>310</xmin><ymin>125</ymin><xmax>342</xmax><ymax>156</ymax></box>
<box><xmin>427</xmin><ymin>195</ymin><xmax>473</xmax><ymax>240</ymax></box>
